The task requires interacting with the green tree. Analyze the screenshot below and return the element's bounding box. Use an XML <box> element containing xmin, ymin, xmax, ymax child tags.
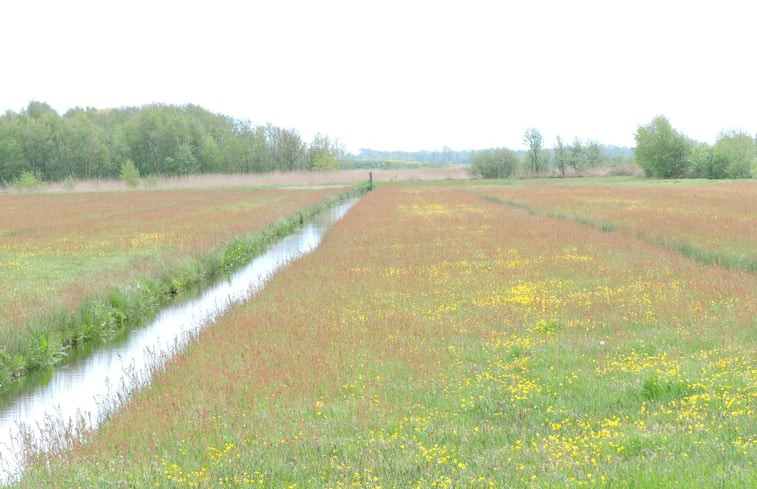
<box><xmin>524</xmin><ymin>128</ymin><xmax>547</xmax><ymax>173</ymax></box>
<box><xmin>22</xmin><ymin>102</ymin><xmax>62</xmax><ymax>180</ymax></box>
<box><xmin>267</xmin><ymin>125</ymin><xmax>306</xmax><ymax>171</ymax></box>
<box><xmin>553</xmin><ymin>136</ymin><xmax>568</xmax><ymax>176</ymax></box>
<box><xmin>58</xmin><ymin>111</ymin><xmax>110</xmax><ymax>179</ymax></box>
<box><xmin>568</xmin><ymin>138</ymin><xmax>584</xmax><ymax>172</ymax></box>
<box><xmin>585</xmin><ymin>140</ymin><xmax>603</xmax><ymax>167</ymax></box>
<box><xmin>120</xmin><ymin>159</ymin><xmax>140</xmax><ymax>187</ymax></box>
<box><xmin>0</xmin><ymin>112</ymin><xmax>27</xmax><ymax>182</ymax></box>
<box><xmin>309</xmin><ymin>133</ymin><xmax>338</xmax><ymax>171</ymax></box>
<box><xmin>470</xmin><ymin>148</ymin><xmax>518</xmax><ymax>178</ymax></box>
<box><xmin>634</xmin><ymin>115</ymin><xmax>691</xmax><ymax>178</ymax></box>
<box><xmin>712</xmin><ymin>131</ymin><xmax>755</xmax><ymax>178</ymax></box>
<box><xmin>688</xmin><ymin>144</ymin><xmax>724</xmax><ymax>178</ymax></box>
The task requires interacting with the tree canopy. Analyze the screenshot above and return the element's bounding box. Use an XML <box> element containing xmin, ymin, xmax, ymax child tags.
<box><xmin>634</xmin><ymin>116</ymin><xmax>692</xmax><ymax>178</ymax></box>
<box><xmin>0</xmin><ymin>102</ymin><xmax>342</xmax><ymax>183</ymax></box>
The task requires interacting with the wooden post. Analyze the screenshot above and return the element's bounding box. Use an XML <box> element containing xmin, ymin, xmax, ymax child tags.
<box><xmin>368</xmin><ymin>171</ymin><xmax>373</xmax><ymax>190</ymax></box>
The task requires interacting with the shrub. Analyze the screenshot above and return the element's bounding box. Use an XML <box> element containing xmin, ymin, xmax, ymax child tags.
<box><xmin>634</xmin><ymin>116</ymin><xmax>692</xmax><ymax>178</ymax></box>
<box><xmin>14</xmin><ymin>171</ymin><xmax>39</xmax><ymax>191</ymax></box>
<box><xmin>120</xmin><ymin>159</ymin><xmax>140</xmax><ymax>187</ymax></box>
<box><xmin>470</xmin><ymin>148</ymin><xmax>518</xmax><ymax>178</ymax></box>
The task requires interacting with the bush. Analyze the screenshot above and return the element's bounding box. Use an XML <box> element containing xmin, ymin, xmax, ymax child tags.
<box><xmin>712</xmin><ymin>132</ymin><xmax>754</xmax><ymax>178</ymax></box>
<box><xmin>120</xmin><ymin>159</ymin><xmax>140</xmax><ymax>187</ymax></box>
<box><xmin>470</xmin><ymin>148</ymin><xmax>518</xmax><ymax>178</ymax></box>
<box><xmin>14</xmin><ymin>171</ymin><xmax>39</xmax><ymax>191</ymax></box>
<box><xmin>634</xmin><ymin>116</ymin><xmax>692</xmax><ymax>178</ymax></box>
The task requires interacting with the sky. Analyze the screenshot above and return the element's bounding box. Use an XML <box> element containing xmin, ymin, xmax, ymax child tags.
<box><xmin>1</xmin><ymin>0</ymin><xmax>755</xmax><ymax>152</ymax></box>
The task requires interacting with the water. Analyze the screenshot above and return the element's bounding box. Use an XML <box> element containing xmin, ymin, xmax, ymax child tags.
<box><xmin>0</xmin><ymin>199</ymin><xmax>357</xmax><ymax>483</ymax></box>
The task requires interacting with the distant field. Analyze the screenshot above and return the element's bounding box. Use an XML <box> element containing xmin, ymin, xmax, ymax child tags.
<box><xmin>17</xmin><ymin>181</ymin><xmax>755</xmax><ymax>488</ymax></box>
<box><xmin>474</xmin><ymin>179</ymin><xmax>757</xmax><ymax>272</ymax></box>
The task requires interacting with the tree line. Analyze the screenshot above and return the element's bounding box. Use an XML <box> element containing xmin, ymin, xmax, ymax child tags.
<box><xmin>634</xmin><ymin>115</ymin><xmax>756</xmax><ymax>179</ymax></box>
<box><xmin>471</xmin><ymin>119</ymin><xmax>755</xmax><ymax>180</ymax></box>
<box><xmin>0</xmin><ymin>102</ymin><xmax>343</xmax><ymax>184</ymax></box>
<box><xmin>471</xmin><ymin>129</ymin><xmax>633</xmax><ymax>179</ymax></box>
<box><xmin>354</xmin><ymin>147</ymin><xmax>473</xmax><ymax>164</ymax></box>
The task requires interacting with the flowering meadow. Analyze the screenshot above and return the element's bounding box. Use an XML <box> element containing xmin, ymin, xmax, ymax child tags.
<box><xmin>0</xmin><ymin>187</ymin><xmax>348</xmax><ymax>385</ymax></box>
<box><xmin>474</xmin><ymin>179</ymin><xmax>757</xmax><ymax>272</ymax></box>
<box><xmin>13</xmin><ymin>182</ymin><xmax>757</xmax><ymax>488</ymax></box>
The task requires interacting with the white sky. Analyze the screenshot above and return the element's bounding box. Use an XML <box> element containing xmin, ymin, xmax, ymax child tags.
<box><xmin>1</xmin><ymin>0</ymin><xmax>755</xmax><ymax>152</ymax></box>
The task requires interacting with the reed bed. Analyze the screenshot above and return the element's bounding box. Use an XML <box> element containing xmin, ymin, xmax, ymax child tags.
<box><xmin>14</xmin><ymin>183</ymin><xmax>755</xmax><ymax>488</ymax></box>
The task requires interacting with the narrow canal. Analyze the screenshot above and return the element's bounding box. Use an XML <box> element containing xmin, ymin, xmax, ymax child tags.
<box><xmin>0</xmin><ymin>199</ymin><xmax>358</xmax><ymax>483</ymax></box>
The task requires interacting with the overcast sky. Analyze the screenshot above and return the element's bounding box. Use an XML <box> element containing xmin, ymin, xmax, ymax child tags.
<box><xmin>1</xmin><ymin>0</ymin><xmax>755</xmax><ymax>152</ymax></box>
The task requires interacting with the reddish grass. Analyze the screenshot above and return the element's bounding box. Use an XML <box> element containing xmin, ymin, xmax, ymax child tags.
<box><xmin>0</xmin><ymin>187</ymin><xmax>348</xmax><ymax>332</ymax></box>
<box><xmin>475</xmin><ymin>180</ymin><xmax>757</xmax><ymax>263</ymax></box>
<box><xmin>20</xmin><ymin>183</ymin><xmax>755</xmax><ymax>487</ymax></box>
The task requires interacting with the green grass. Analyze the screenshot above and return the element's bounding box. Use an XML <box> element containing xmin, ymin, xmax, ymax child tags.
<box><xmin>12</xmin><ymin>183</ymin><xmax>755</xmax><ymax>488</ymax></box>
<box><xmin>0</xmin><ymin>187</ymin><xmax>366</xmax><ymax>392</ymax></box>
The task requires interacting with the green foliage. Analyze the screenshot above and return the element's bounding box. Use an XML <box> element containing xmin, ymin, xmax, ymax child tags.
<box><xmin>309</xmin><ymin>133</ymin><xmax>339</xmax><ymax>171</ymax></box>
<box><xmin>14</xmin><ymin>170</ymin><xmax>39</xmax><ymax>191</ymax></box>
<box><xmin>687</xmin><ymin>132</ymin><xmax>755</xmax><ymax>179</ymax></box>
<box><xmin>355</xmin><ymin>146</ymin><xmax>472</xmax><ymax>164</ymax></box>
<box><xmin>634</xmin><ymin>116</ymin><xmax>692</xmax><ymax>178</ymax></box>
<box><xmin>120</xmin><ymin>159</ymin><xmax>140</xmax><ymax>187</ymax></box>
<box><xmin>553</xmin><ymin>136</ymin><xmax>568</xmax><ymax>176</ymax></box>
<box><xmin>687</xmin><ymin>144</ymin><xmax>723</xmax><ymax>178</ymax></box>
<box><xmin>712</xmin><ymin>131</ymin><xmax>755</xmax><ymax>178</ymax></box>
<box><xmin>470</xmin><ymin>148</ymin><xmax>518</xmax><ymax>178</ymax></box>
<box><xmin>1</xmin><ymin>188</ymin><xmax>366</xmax><ymax>391</ymax></box>
<box><xmin>524</xmin><ymin>127</ymin><xmax>547</xmax><ymax>173</ymax></box>
<box><xmin>0</xmin><ymin>102</ymin><xmax>344</xmax><ymax>181</ymax></box>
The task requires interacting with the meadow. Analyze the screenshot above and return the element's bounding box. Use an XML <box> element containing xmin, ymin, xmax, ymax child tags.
<box><xmin>473</xmin><ymin>178</ymin><xmax>757</xmax><ymax>272</ymax></box>
<box><xmin>0</xmin><ymin>186</ymin><xmax>353</xmax><ymax>388</ymax></box>
<box><xmin>12</xmin><ymin>181</ymin><xmax>755</xmax><ymax>488</ymax></box>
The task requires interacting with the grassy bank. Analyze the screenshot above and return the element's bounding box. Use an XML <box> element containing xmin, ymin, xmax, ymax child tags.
<box><xmin>15</xmin><ymin>183</ymin><xmax>755</xmax><ymax>488</ymax></box>
<box><xmin>0</xmin><ymin>185</ymin><xmax>367</xmax><ymax>393</ymax></box>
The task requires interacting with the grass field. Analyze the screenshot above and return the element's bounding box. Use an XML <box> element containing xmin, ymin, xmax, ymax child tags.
<box><xmin>473</xmin><ymin>178</ymin><xmax>757</xmax><ymax>272</ymax></box>
<box><xmin>12</xmin><ymin>181</ymin><xmax>755</xmax><ymax>488</ymax></box>
<box><xmin>0</xmin><ymin>186</ymin><xmax>353</xmax><ymax>387</ymax></box>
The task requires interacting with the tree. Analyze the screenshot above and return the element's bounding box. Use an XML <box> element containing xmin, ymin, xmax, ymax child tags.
<box><xmin>58</xmin><ymin>112</ymin><xmax>110</xmax><ymax>179</ymax></box>
<box><xmin>470</xmin><ymin>148</ymin><xmax>518</xmax><ymax>178</ymax></box>
<box><xmin>568</xmin><ymin>138</ymin><xmax>585</xmax><ymax>172</ymax></box>
<box><xmin>553</xmin><ymin>136</ymin><xmax>568</xmax><ymax>176</ymax></box>
<box><xmin>584</xmin><ymin>140</ymin><xmax>603</xmax><ymax>167</ymax></box>
<box><xmin>309</xmin><ymin>133</ymin><xmax>338</xmax><ymax>171</ymax></box>
<box><xmin>267</xmin><ymin>125</ymin><xmax>306</xmax><ymax>171</ymax></box>
<box><xmin>712</xmin><ymin>131</ymin><xmax>755</xmax><ymax>178</ymax></box>
<box><xmin>688</xmin><ymin>144</ymin><xmax>724</xmax><ymax>178</ymax></box>
<box><xmin>524</xmin><ymin>128</ymin><xmax>547</xmax><ymax>173</ymax></box>
<box><xmin>22</xmin><ymin>103</ymin><xmax>62</xmax><ymax>180</ymax></box>
<box><xmin>0</xmin><ymin>112</ymin><xmax>27</xmax><ymax>182</ymax></box>
<box><xmin>120</xmin><ymin>159</ymin><xmax>140</xmax><ymax>187</ymax></box>
<box><xmin>634</xmin><ymin>115</ymin><xmax>691</xmax><ymax>178</ymax></box>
